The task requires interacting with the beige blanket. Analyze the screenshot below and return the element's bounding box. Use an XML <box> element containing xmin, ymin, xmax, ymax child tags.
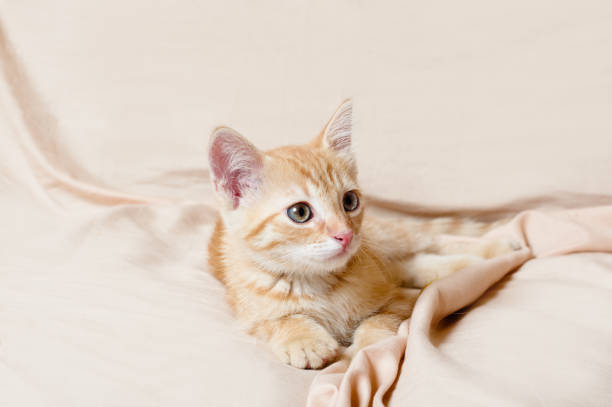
<box><xmin>1</xmin><ymin>1</ymin><xmax>612</xmax><ymax>406</ymax></box>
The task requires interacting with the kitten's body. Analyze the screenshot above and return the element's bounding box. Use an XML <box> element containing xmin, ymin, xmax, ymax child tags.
<box><xmin>208</xmin><ymin>101</ymin><xmax>514</xmax><ymax>369</ymax></box>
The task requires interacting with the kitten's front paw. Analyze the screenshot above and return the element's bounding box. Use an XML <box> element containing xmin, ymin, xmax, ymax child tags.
<box><xmin>485</xmin><ymin>239</ymin><xmax>522</xmax><ymax>258</ymax></box>
<box><xmin>274</xmin><ymin>334</ymin><xmax>339</xmax><ymax>369</ymax></box>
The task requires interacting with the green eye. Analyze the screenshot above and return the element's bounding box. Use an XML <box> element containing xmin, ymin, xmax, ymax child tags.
<box><xmin>287</xmin><ymin>202</ymin><xmax>312</xmax><ymax>223</ymax></box>
<box><xmin>343</xmin><ymin>191</ymin><xmax>359</xmax><ymax>212</ymax></box>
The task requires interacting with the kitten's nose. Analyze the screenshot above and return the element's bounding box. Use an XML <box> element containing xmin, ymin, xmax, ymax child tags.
<box><xmin>333</xmin><ymin>230</ymin><xmax>353</xmax><ymax>251</ymax></box>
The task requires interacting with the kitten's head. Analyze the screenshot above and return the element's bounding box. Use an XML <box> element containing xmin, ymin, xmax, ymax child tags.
<box><xmin>208</xmin><ymin>100</ymin><xmax>363</xmax><ymax>275</ymax></box>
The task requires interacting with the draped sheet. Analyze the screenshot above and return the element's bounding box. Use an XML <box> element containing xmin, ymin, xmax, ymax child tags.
<box><xmin>1</xmin><ymin>1</ymin><xmax>612</xmax><ymax>406</ymax></box>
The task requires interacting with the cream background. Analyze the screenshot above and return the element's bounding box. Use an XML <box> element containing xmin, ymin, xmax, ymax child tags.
<box><xmin>1</xmin><ymin>1</ymin><xmax>612</xmax><ymax>406</ymax></box>
<box><xmin>2</xmin><ymin>0</ymin><xmax>611</xmax><ymax>206</ymax></box>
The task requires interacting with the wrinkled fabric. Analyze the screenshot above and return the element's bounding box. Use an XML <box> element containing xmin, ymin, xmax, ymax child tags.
<box><xmin>1</xmin><ymin>1</ymin><xmax>612</xmax><ymax>406</ymax></box>
<box><xmin>307</xmin><ymin>207</ymin><xmax>612</xmax><ymax>406</ymax></box>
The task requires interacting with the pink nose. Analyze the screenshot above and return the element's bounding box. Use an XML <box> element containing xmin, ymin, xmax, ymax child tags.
<box><xmin>333</xmin><ymin>230</ymin><xmax>353</xmax><ymax>251</ymax></box>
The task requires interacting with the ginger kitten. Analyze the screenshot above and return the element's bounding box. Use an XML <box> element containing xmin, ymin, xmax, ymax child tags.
<box><xmin>207</xmin><ymin>100</ymin><xmax>515</xmax><ymax>369</ymax></box>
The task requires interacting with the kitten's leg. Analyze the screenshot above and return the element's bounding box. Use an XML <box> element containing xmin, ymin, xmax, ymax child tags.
<box><xmin>399</xmin><ymin>237</ymin><xmax>520</xmax><ymax>288</ymax></box>
<box><xmin>348</xmin><ymin>288</ymin><xmax>419</xmax><ymax>355</ymax></box>
<box><xmin>250</xmin><ymin>314</ymin><xmax>339</xmax><ymax>369</ymax></box>
<box><xmin>361</xmin><ymin>214</ymin><xmax>511</xmax><ymax>261</ymax></box>
<box><xmin>400</xmin><ymin>253</ymin><xmax>485</xmax><ymax>288</ymax></box>
<box><xmin>427</xmin><ymin>236</ymin><xmax>520</xmax><ymax>258</ymax></box>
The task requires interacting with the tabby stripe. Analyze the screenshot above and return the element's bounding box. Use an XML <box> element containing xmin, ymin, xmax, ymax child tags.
<box><xmin>258</xmin><ymin>239</ymin><xmax>282</xmax><ymax>251</ymax></box>
<box><xmin>245</xmin><ymin>212</ymin><xmax>277</xmax><ymax>240</ymax></box>
<box><xmin>325</xmin><ymin>162</ymin><xmax>335</xmax><ymax>185</ymax></box>
<box><xmin>285</xmin><ymin>157</ymin><xmax>326</xmax><ymax>189</ymax></box>
<box><xmin>448</xmin><ymin>217</ymin><xmax>464</xmax><ymax>234</ymax></box>
<box><xmin>244</xmin><ymin>280</ymin><xmax>312</xmax><ymax>302</ymax></box>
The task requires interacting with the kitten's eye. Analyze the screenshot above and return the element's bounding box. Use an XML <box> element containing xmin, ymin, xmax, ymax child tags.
<box><xmin>287</xmin><ymin>202</ymin><xmax>312</xmax><ymax>223</ymax></box>
<box><xmin>343</xmin><ymin>191</ymin><xmax>359</xmax><ymax>212</ymax></box>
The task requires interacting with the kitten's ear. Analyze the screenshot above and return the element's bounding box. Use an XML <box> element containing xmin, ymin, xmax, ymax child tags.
<box><xmin>208</xmin><ymin>127</ymin><xmax>263</xmax><ymax>209</ymax></box>
<box><xmin>315</xmin><ymin>99</ymin><xmax>354</xmax><ymax>162</ymax></box>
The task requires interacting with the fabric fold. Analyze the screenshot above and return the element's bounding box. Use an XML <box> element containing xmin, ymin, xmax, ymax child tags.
<box><xmin>307</xmin><ymin>206</ymin><xmax>612</xmax><ymax>407</ymax></box>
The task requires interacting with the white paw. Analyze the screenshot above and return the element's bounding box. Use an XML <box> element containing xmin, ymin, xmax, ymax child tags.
<box><xmin>509</xmin><ymin>239</ymin><xmax>522</xmax><ymax>251</ymax></box>
<box><xmin>274</xmin><ymin>335</ymin><xmax>339</xmax><ymax>369</ymax></box>
<box><xmin>486</xmin><ymin>239</ymin><xmax>522</xmax><ymax>258</ymax></box>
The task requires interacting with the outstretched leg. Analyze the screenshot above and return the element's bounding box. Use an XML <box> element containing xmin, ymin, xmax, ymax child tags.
<box><xmin>400</xmin><ymin>237</ymin><xmax>520</xmax><ymax>288</ymax></box>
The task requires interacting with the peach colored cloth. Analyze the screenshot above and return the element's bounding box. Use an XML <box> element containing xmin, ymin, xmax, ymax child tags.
<box><xmin>1</xmin><ymin>1</ymin><xmax>612</xmax><ymax>406</ymax></box>
<box><xmin>307</xmin><ymin>207</ymin><xmax>612</xmax><ymax>406</ymax></box>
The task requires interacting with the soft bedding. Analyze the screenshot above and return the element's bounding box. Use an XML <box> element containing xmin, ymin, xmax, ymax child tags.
<box><xmin>1</xmin><ymin>1</ymin><xmax>612</xmax><ymax>406</ymax></box>
<box><xmin>308</xmin><ymin>207</ymin><xmax>612</xmax><ymax>406</ymax></box>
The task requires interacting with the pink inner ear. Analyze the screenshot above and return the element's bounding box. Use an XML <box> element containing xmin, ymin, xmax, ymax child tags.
<box><xmin>324</xmin><ymin>101</ymin><xmax>352</xmax><ymax>154</ymax></box>
<box><xmin>329</xmin><ymin>132</ymin><xmax>350</xmax><ymax>152</ymax></box>
<box><xmin>209</xmin><ymin>131</ymin><xmax>261</xmax><ymax>209</ymax></box>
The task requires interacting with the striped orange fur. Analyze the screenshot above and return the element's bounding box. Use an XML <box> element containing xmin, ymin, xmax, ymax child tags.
<box><xmin>207</xmin><ymin>100</ymin><xmax>517</xmax><ymax>369</ymax></box>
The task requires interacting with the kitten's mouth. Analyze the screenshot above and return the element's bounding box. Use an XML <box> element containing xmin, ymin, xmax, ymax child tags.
<box><xmin>329</xmin><ymin>238</ymin><xmax>359</xmax><ymax>261</ymax></box>
<box><xmin>330</xmin><ymin>251</ymin><xmax>347</xmax><ymax>259</ymax></box>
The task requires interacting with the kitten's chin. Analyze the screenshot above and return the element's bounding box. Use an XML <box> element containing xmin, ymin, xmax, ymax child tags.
<box><xmin>317</xmin><ymin>256</ymin><xmax>354</xmax><ymax>273</ymax></box>
<box><xmin>315</xmin><ymin>241</ymin><xmax>361</xmax><ymax>273</ymax></box>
